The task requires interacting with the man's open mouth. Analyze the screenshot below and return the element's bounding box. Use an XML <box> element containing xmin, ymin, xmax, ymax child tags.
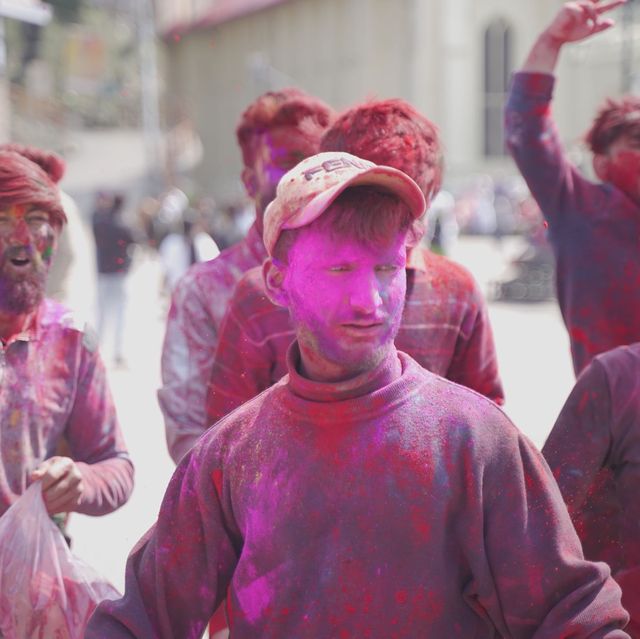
<box><xmin>10</xmin><ymin>257</ymin><xmax>30</xmax><ymax>267</ymax></box>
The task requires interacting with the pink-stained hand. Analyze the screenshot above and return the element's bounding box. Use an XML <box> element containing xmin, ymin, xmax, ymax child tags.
<box><xmin>30</xmin><ymin>456</ymin><xmax>85</xmax><ymax>515</ymax></box>
<box><xmin>545</xmin><ymin>0</ymin><xmax>627</xmax><ymax>46</ymax></box>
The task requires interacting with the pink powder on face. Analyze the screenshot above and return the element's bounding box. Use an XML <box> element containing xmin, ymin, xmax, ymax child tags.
<box><xmin>282</xmin><ymin>226</ymin><xmax>408</xmax><ymax>383</ymax></box>
<box><xmin>251</xmin><ymin>126</ymin><xmax>320</xmax><ymax>218</ymax></box>
<box><xmin>0</xmin><ymin>204</ymin><xmax>57</xmax><ymax>312</ymax></box>
<box><xmin>607</xmin><ymin>148</ymin><xmax>640</xmax><ymax>203</ymax></box>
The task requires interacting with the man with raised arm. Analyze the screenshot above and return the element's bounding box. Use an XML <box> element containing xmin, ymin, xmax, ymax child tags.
<box><xmin>505</xmin><ymin>0</ymin><xmax>639</xmax><ymax>376</ymax></box>
<box><xmin>158</xmin><ymin>89</ymin><xmax>334</xmax><ymax>465</ymax></box>
<box><xmin>205</xmin><ymin>99</ymin><xmax>504</xmax><ymax>428</ymax></box>
<box><xmin>87</xmin><ymin>152</ymin><xmax>628</xmax><ymax>638</ymax></box>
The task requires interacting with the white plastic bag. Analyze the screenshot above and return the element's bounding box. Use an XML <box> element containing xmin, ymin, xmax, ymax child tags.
<box><xmin>0</xmin><ymin>482</ymin><xmax>120</xmax><ymax>639</ymax></box>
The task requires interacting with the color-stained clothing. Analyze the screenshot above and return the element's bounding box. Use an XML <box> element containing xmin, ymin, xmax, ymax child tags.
<box><xmin>206</xmin><ymin>247</ymin><xmax>503</xmax><ymax>426</ymax></box>
<box><xmin>87</xmin><ymin>346</ymin><xmax>627</xmax><ymax>638</ymax></box>
<box><xmin>505</xmin><ymin>71</ymin><xmax>640</xmax><ymax>376</ymax></box>
<box><xmin>543</xmin><ymin>343</ymin><xmax>640</xmax><ymax>633</ymax></box>
<box><xmin>0</xmin><ymin>298</ymin><xmax>133</xmax><ymax>517</ymax></box>
<box><xmin>158</xmin><ymin>223</ymin><xmax>267</xmax><ymax>463</ymax></box>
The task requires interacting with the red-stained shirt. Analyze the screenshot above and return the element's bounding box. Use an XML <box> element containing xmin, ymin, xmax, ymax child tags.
<box><xmin>205</xmin><ymin>247</ymin><xmax>503</xmax><ymax>427</ymax></box>
<box><xmin>87</xmin><ymin>346</ymin><xmax>628</xmax><ymax>638</ymax></box>
<box><xmin>543</xmin><ymin>343</ymin><xmax>640</xmax><ymax>629</ymax></box>
<box><xmin>0</xmin><ymin>299</ymin><xmax>133</xmax><ymax>517</ymax></box>
<box><xmin>158</xmin><ymin>223</ymin><xmax>267</xmax><ymax>463</ymax></box>
<box><xmin>505</xmin><ymin>72</ymin><xmax>640</xmax><ymax>376</ymax></box>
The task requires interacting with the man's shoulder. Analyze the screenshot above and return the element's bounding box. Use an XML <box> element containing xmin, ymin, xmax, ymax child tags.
<box><xmin>413</xmin><ymin>249</ymin><xmax>480</xmax><ymax>299</ymax></box>
<box><xmin>401</xmin><ymin>353</ymin><xmax>516</xmax><ymax>447</ymax></box>
<box><xmin>39</xmin><ymin>299</ymin><xmax>98</xmax><ymax>352</ymax></box>
<box><xmin>174</xmin><ymin>240</ymin><xmax>260</xmax><ymax>303</ymax></box>
<box><xmin>592</xmin><ymin>342</ymin><xmax>640</xmax><ymax>385</ymax></box>
<box><xmin>230</xmin><ymin>266</ymin><xmax>284</xmax><ymax>319</ymax></box>
<box><xmin>196</xmin><ymin>379</ymin><xmax>288</xmax><ymax>447</ymax></box>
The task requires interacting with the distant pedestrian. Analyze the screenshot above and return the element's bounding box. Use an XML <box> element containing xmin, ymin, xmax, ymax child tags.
<box><xmin>91</xmin><ymin>191</ymin><xmax>136</xmax><ymax>367</ymax></box>
<box><xmin>158</xmin><ymin>211</ymin><xmax>220</xmax><ymax>292</ymax></box>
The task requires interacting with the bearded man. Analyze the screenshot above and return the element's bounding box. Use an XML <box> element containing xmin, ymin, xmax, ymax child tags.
<box><xmin>0</xmin><ymin>144</ymin><xmax>133</xmax><ymax>531</ymax></box>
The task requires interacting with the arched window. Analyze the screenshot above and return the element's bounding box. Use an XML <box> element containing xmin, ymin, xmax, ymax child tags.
<box><xmin>483</xmin><ymin>18</ymin><xmax>512</xmax><ymax>157</ymax></box>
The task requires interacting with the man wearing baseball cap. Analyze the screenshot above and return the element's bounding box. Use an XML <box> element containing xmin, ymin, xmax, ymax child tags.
<box><xmin>205</xmin><ymin>99</ymin><xmax>503</xmax><ymax>433</ymax></box>
<box><xmin>87</xmin><ymin>153</ymin><xmax>629</xmax><ymax>638</ymax></box>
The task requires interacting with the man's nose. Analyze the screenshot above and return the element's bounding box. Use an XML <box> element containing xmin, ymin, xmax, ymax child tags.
<box><xmin>9</xmin><ymin>219</ymin><xmax>31</xmax><ymax>244</ymax></box>
<box><xmin>349</xmin><ymin>272</ymin><xmax>383</xmax><ymax>314</ymax></box>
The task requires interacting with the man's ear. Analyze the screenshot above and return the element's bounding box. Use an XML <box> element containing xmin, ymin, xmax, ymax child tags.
<box><xmin>593</xmin><ymin>154</ymin><xmax>610</xmax><ymax>182</ymax></box>
<box><xmin>242</xmin><ymin>167</ymin><xmax>257</xmax><ymax>198</ymax></box>
<box><xmin>263</xmin><ymin>258</ymin><xmax>289</xmax><ymax>308</ymax></box>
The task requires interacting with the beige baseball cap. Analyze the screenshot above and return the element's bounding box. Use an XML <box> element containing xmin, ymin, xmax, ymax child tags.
<box><xmin>262</xmin><ymin>151</ymin><xmax>426</xmax><ymax>256</ymax></box>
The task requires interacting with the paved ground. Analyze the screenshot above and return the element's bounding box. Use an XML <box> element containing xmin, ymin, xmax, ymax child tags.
<box><xmin>57</xmin><ymin>128</ymin><xmax>577</xmax><ymax>597</ymax></box>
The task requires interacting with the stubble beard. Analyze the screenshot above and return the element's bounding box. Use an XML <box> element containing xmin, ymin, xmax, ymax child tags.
<box><xmin>0</xmin><ymin>264</ymin><xmax>46</xmax><ymax>314</ymax></box>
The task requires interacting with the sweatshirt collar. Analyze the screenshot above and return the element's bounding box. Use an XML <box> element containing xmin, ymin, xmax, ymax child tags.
<box><xmin>286</xmin><ymin>341</ymin><xmax>402</xmax><ymax>403</ymax></box>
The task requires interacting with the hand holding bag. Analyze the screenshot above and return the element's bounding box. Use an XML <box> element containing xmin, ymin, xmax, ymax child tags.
<box><xmin>0</xmin><ymin>481</ymin><xmax>120</xmax><ymax>639</ymax></box>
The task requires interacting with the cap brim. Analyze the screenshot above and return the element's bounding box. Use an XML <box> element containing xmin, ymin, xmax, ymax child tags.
<box><xmin>282</xmin><ymin>165</ymin><xmax>426</xmax><ymax>233</ymax></box>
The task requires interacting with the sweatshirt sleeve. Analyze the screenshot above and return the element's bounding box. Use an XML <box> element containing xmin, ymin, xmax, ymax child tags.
<box><xmin>468</xmin><ymin>416</ymin><xmax>629</xmax><ymax>636</ymax></box>
<box><xmin>85</xmin><ymin>445</ymin><xmax>240</xmax><ymax>637</ymax></box>
<box><xmin>505</xmin><ymin>71</ymin><xmax>599</xmax><ymax>230</ymax></box>
<box><xmin>158</xmin><ymin>276</ymin><xmax>218</xmax><ymax>463</ymax></box>
<box><xmin>444</xmin><ymin>279</ymin><xmax>504</xmax><ymax>405</ymax></box>
<box><xmin>66</xmin><ymin>340</ymin><xmax>134</xmax><ymax>516</ymax></box>
<box><xmin>542</xmin><ymin>359</ymin><xmax>612</xmax><ymax>515</ymax></box>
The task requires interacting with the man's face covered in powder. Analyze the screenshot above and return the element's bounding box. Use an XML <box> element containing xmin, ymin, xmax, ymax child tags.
<box><xmin>250</xmin><ymin>125</ymin><xmax>318</xmax><ymax>220</ymax></box>
<box><xmin>0</xmin><ymin>204</ymin><xmax>58</xmax><ymax>314</ymax></box>
<box><xmin>598</xmin><ymin>134</ymin><xmax>640</xmax><ymax>204</ymax></box>
<box><xmin>280</xmin><ymin>223</ymin><xmax>408</xmax><ymax>382</ymax></box>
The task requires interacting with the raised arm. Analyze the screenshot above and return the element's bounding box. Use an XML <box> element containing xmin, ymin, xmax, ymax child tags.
<box><xmin>505</xmin><ymin>1</ymin><xmax>625</xmax><ymax>227</ymax></box>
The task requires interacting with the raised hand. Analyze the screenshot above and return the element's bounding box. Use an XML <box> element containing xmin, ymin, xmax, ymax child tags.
<box><xmin>522</xmin><ymin>0</ymin><xmax>626</xmax><ymax>73</ymax></box>
<box><xmin>544</xmin><ymin>0</ymin><xmax>626</xmax><ymax>46</ymax></box>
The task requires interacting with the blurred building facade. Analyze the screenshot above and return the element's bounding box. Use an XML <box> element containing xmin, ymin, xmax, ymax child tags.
<box><xmin>154</xmin><ymin>0</ymin><xmax>640</xmax><ymax>202</ymax></box>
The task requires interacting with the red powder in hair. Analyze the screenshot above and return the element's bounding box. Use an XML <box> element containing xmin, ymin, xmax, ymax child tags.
<box><xmin>586</xmin><ymin>95</ymin><xmax>640</xmax><ymax>155</ymax></box>
<box><xmin>235</xmin><ymin>88</ymin><xmax>335</xmax><ymax>169</ymax></box>
<box><xmin>320</xmin><ymin>99</ymin><xmax>443</xmax><ymax>201</ymax></box>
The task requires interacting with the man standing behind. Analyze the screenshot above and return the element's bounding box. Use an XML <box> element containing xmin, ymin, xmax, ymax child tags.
<box><xmin>205</xmin><ymin>99</ymin><xmax>503</xmax><ymax>429</ymax></box>
<box><xmin>505</xmin><ymin>0</ymin><xmax>637</xmax><ymax>375</ymax></box>
<box><xmin>158</xmin><ymin>88</ymin><xmax>334</xmax><ymax>465</ymax></box>
<box><xmin>0</xmin><ymin>144</ymin><xmax>134</xmax><ymax>529</ymax></box>
<box><xmin>543</xmin><ymin>343</ymin><xmax>640</xmax><ymax>635</ymax></box>
<box><xmin>87</xmin><ymin>153</ymin><xmax>628</xmax><ymax>638</ymax></box>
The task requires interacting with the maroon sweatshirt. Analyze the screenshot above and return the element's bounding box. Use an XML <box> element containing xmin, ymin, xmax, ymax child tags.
<box><xmin>543</xmin><ymin>343</ymin><xmax>640</xmax><ymax>634</ymax></box>
<box><xmin>206</xmin><ymin>247</ymin><xmax>503</xmax><ymax>428</ymax></box>
<box><xmin>506</xmin><ymin>72</ymin><xmax>640</xmax><ymax>376</ymax></box>
<box><xmin>87</xmin><ymin>346</ymin><xmax>627</xmax><ymax>638</ymax></box>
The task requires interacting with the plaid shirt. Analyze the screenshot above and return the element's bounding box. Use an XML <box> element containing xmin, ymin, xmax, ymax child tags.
<box><xmin>206</xmin><ymin>247</ymin><xmax>504</xmax><ymax>426</ymax></box>
<box><xmin>158</xmin><ymin>223</ymin><xmax>267</xmax><ymax>463</ymax></box>
<box><xmin>505</xmin><ymin>72</ymin><xmax>640</xmax><ymax>375</ymax></box>
<box><xmin>0</xmin><ymin>299</ymin><xmax>133</xmax><ymax>517</ymax></box>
